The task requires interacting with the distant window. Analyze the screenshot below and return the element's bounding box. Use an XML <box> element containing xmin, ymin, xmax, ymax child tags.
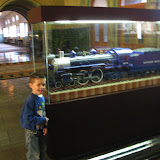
<box><xmin>137</xmin><ymin>22</ymin><xmax>142</xmax><ymax>39</ymax></box>
<box><xmin>104</xmin><ymin>24</ymin><xmax>108</xmax><ymax>42</ymax></box>
<box><xmin>8</xmin><ymin>20</ymin><xmax>10</xmax><ymax>24</ymax></box>
<box><xmin>16</xmin><ymin>25</ymin><xmax>20</xmax><ymax>36</ymax></box>
<box><xmin>8</xmin><ymin>25</ymin><xmax>16</xmax><ymax>37</ymax></box>
<box><xmin>95</xmin><ymin>24</ymin><xmax>99</xmax><ymax>42</ymax></box>
<box><xmin>3</xmin><ymin>28</ymin><xmax>8</xmax><ymax>37</ymax></box>
<box><xmin>121</xmin><ymin>0</ymin><xmax>147</xmax><ymax>6</ymax></box>
<box><xmin>141</xmin><ymin>0</ymin><xmax>147</xmax><ymax>2</ymax></box>
<box><xmin>24</xmin><ymin>23</ymin><xmax>28</xmax><ymax>37</ymax></box>
<box><xmin>12</xmin><ymin>25</ymin><xmax>16</xmax><ymax>37</ymax></box>
<box><xmin>93</xmin><ymin>0</ymin><xmax>108</xmax><ymax>7</ymax></box>
<box><xmin>20</xmin><ymin>23</ymin><xmax>25</xmax><ymax>37</ymax></box>
<box><xmin>9</xmin><ymin>26</ymin><xmax>12</xmax><ymax>37</ymax></box>
<box><xmin>16</xmin><ymin>15</ymin><xmax>19</xmax><ymax>21</ymax></box>
<box><xmin>12</xmin><ymin>17</ymin><xmax>15</xmax><ymax>22</ymax></box>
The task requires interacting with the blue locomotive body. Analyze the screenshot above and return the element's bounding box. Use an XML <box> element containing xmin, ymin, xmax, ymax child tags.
<box><xmin>49</xmin><ymin>48</ymin><xmax>160</xmax><ymax>88</ymax></box>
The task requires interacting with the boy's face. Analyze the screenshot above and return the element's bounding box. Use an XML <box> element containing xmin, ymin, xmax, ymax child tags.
<box><xmin>29</xmin><ymin>78</ymin><xmax>46</xmax><ymax>96</ymax></box>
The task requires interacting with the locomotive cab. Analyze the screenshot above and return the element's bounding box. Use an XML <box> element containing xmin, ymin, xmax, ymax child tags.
<box><xmin>108</xmin><ymin>48</ymin><xmax>133</xmax><ymax>69</ymax></box>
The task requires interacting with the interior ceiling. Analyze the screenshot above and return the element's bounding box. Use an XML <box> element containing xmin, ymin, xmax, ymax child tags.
<box><xmin>0</xmin><ymin>1</ymin><xmax>36</xmax><ymax>20</ymax></box>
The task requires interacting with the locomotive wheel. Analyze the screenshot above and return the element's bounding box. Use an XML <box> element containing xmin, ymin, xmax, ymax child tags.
<box><xmin>91</xmin><ymin>68</ymin><xmax>103</xmax><ymax>83</ymax></box>
<box><xmin>55</xmin><ymin>81</ymin><xmax>63</xmax><ymax>88</ymax></box>
<box><xmin>68</xmin><ymin>81</ymin><xmax>76</xmax><ymax>86</ymax></box>
<box><xmin>77</xmin><ymin>70</ymin><xmax>89</xmax><ymax>85</ymax></box>
<box><xmin>121</xmin><ymin>71</ymin><xmax>128</xmax><ymax>78</ymax></box>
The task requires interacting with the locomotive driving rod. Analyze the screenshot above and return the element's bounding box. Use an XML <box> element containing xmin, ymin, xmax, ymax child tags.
<box><xmin>79</xmin><ymin>76</ymin><xmax>99</xmax><ymax>80</ymax></box>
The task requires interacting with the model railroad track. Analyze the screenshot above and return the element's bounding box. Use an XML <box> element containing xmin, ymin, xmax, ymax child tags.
<box><xmin>50</xmin><ymin>73</ymin><xmax>160</xmax><ymax>92</ymax></box>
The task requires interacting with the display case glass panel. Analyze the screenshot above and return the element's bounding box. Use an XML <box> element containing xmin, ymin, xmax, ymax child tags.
<box><xmin>30</xmin><ymin>7</ymin><xmax>160</xmax><ymax>103</ymax></box>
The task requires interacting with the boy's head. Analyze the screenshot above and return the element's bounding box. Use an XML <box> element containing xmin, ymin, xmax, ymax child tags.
<box><xmin>29</xmin><ymin>72</ymin><xmax>46</xmax><ymax>96</ymax></box>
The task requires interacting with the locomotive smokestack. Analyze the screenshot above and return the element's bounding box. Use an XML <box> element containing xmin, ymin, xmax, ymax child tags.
<box><xmin>59</xmin><ymin>51</ymin><xmax>64</xmax><ymax>58</ymax></box>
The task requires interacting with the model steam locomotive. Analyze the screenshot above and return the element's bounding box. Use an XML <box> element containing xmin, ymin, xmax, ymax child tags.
<box><xmin>48</xmin><ymin>47</ymin><xmax>160</xmax><ymax>88</ymax></box>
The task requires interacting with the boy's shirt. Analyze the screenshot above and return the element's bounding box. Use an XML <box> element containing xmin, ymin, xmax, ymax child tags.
<box><xmin>36</xmin><ymin>94</ymin><xmax>46</xmax><ymax>130</ymax></box>
<box><xmin>20</xmin><ymin>93</ymin><xmax>47</xmax><ymax>132</ymax></box>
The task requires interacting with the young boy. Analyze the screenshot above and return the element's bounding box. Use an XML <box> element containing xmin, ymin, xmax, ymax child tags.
<box><xmin>21</xmin><ymin>72</ymin><xmax>49</xmax><ymax>160</ymax></box>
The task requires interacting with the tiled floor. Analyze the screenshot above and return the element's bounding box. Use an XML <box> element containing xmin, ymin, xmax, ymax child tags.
<box><xmin>0</xmin><ymin>43</ymin><xmax>49</xmax><ymax>160</ymax></box>
<box><xmin>0</xmin><ymin>77</ymin><xmax>30</xmax><ymax>160</ymax></box>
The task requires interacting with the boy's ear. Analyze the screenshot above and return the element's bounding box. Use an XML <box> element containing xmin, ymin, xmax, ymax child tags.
<box><xmin>29</xmin><ymin>83</ymin><xmax>32</xmax><ymax>88</ymax></box>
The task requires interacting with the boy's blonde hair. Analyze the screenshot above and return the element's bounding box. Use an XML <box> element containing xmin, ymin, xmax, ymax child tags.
<box><xmin>29</xmin><ymin>72</ymin><xmax>46</xmax><ymax>84</ymax></box>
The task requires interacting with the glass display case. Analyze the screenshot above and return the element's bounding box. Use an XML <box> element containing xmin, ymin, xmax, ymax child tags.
<box><xmin>28</xmin><ymin>6</ymin><xmax>160</xmax><ymax>103</ymax></box>
<box><xmin>28</xmin><ymin>7</ymin><xmax>160</xmax><ymax>160</ymax></box>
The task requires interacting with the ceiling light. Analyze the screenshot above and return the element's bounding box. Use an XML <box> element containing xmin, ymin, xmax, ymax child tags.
<box><xmin>53</xmin><ymin>20</ymin><xmax>138</xmax><ymax>24</ymax></box>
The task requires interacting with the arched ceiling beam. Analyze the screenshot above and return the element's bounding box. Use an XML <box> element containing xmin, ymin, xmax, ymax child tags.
<box><xmin>1</xmin><ymin>1</ymin><xmax>37</xmax><ymax>20</ymax></box>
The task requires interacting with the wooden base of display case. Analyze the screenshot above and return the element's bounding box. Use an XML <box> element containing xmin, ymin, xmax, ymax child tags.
<box><xmin>44</xmin><ymin>75</ymin><xmax>160</xmax><ymax>103</ymax></box>
<box><xmin>46</xmin><ymin>79</ymin><xmax>160</xmax><ymax>159</ymax></box>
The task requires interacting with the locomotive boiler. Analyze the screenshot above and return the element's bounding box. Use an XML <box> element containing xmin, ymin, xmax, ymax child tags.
<box><xmin>49</xmin><ymin>48</ymin><xmax>160</xmax><ymax>89</ymax></box>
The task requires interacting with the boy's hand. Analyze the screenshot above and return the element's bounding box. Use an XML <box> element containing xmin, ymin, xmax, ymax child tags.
<box><xmin>45</xmin><ymin>117</ymin><xmax>49</xmax><ymax>123</ymax></box>
<box><xmin>43</xmin><ymin>128</ymin><xmax>48</xmax><ymax>136</ymax></box>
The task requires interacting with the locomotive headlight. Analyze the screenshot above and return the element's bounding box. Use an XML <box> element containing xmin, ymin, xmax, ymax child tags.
<box><xmin>51</xmin><ymin>57</ymin><xmax>71</xmax><ymax>72</ymax></box>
